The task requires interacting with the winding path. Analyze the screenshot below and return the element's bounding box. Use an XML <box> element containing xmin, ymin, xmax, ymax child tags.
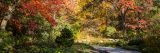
<box><xmin>92</xmin><ymin>46</ymin><xmax>141</xmax><ymax>53</ymax></box>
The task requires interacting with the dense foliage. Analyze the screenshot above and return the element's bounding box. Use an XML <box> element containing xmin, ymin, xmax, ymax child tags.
<box><xmin>55</xmin><ymin>28</ymin><xmax>74</xmax><ymax>47</ymax></box>
<box><xmin>0</xmin><ymin>0</ymin><xmax>160</xmax><ymax>53</ymax></box>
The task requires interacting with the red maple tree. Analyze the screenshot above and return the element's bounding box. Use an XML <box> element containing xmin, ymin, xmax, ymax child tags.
<box><xmin>117</xmin><ymin>0</ymin><xmax>153</xmax><ymax>30</ymax></box>
<box><xmin>20</xmin><ymin>0</ymin><xmax>63</xmax><ymax>26</ymax></box>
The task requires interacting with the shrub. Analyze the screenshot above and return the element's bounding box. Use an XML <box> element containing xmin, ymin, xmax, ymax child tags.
<box><xmin>144</xmin><ymin>35</ymin><xmax>160</xmax><ymax>53</ymax></box>
<box><xmin>55</xmin><ymin>28</ymin><xmax>74</xmax><ymax>47</ymax></box>
<box><xmin>0</xmin><ymin>31</ymin><xmax>14</xmax><ymax>52</ymax></box>
<box><xmin>143</xmin><ymin>18</ymin><xmax>160</xmax><ymax>53</ymax></box>
<box><xmin>101</xmin><ymin>26</ymin><xmax>116</xmax><ymax>37</ymax></box>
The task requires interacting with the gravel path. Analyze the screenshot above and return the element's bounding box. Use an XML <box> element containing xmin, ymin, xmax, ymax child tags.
<box><xmin>92</xmin><ymin>46</ymin><xmax>141</xmax><ymax>53</ymax></box>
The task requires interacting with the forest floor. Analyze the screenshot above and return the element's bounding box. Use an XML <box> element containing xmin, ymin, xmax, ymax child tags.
<box><xmin>74</xmin><ymin>32</ymin><xmax>141</xmax><ymax>53</ymax></box>
<box><xmin>9</xmin><ymin>31</ymin><xmax>140</xmax><ymax>53</ymax></box>
<box><xmin>75</xmin><ymin>32</ymin><xmax>119</xmax><ymax>46</ymax></box>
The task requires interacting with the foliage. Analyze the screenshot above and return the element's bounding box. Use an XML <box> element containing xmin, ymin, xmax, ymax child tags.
<box><xmin>142</xmin><ymin>17</ymin><xmax>160</xmax><ymax>53</ymax></box>
<box><xmin>0</xmin><ymin>0</ymin><xmax>160</xmax><ymax>53</ymax></box>
<box><xmin>101</xmin><ymin>26</ymin><xmax>116</xmax><ymax>37</ymax></box>
<box><xmin>0</xmin><ymin>31</ymin><xmax>14</xmax><ymax>52</ymax></box>
<box><xmin>55</xmin><ymin>28</ymin><xmax>74</xmax><ymax>47</ymax></box>
<box><xmin>144</xmin><ymin>35</ymin><xmax>160</xmax><ymax>53</ymax></box>
<box><xmin>20</xmin><ymin>0</ymin><xmax>64</xmax><ymax>26</ymax></box>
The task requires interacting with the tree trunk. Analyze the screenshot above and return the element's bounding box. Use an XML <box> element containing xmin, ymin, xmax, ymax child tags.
<box><xmin>118</xmin><ymin>8</ymin><xmax>126</xmax><ymax>30</ymax></box>
<box><xmin>0</xmin><ymin>5</ymin><xmax>15</xmax><ymax>31</ymax></box>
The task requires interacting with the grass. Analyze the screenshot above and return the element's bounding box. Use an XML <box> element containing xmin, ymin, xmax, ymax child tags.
<box><xmin>75</xmin><ymin>31</ymin><xmax>118</xmax><ymax>46</ymax></box>
<box><xmin>10</xmin><ymin>43</ymin><xmax>96</xmax><ymax>53</ymax></box>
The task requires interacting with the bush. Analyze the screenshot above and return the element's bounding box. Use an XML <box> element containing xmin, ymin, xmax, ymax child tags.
<box><xmin>144</xmin><ymin>35</ymin><xmax>160</xmax><ymax>53</ymax></box>
<box><xmin>0</xmin><ymin>31</ymin><xmax>14</xmax><ymax>52</ymax></box>
<box><xmin>101</xmin><ymin>26</ymin><xmax>116</xmax><ymax>37</ymax></box>
<box><xmin>143</xmin><ymin>18</ymin><xmax>160</xmax><ymax>53</ymax></box>
<box><xmin>55</xmin><ymin>28</ymin><xmax>74</xmax><ymax>47</ymax></box>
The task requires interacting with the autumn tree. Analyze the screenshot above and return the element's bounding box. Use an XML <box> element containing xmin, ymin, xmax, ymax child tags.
<box><xmin>113</xmin><ymin>0</ymin><xmax>153</xmax><ymax>30</ymax></box>
<box><xmin>0</xmin><ymin>0</ymin><xmax>63</xmax><ymax>31</ymax></box>
<box><xmin>74</xmin><ymin>0</ymin><xmax>112</xmax><ymax>35</ymax></box>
